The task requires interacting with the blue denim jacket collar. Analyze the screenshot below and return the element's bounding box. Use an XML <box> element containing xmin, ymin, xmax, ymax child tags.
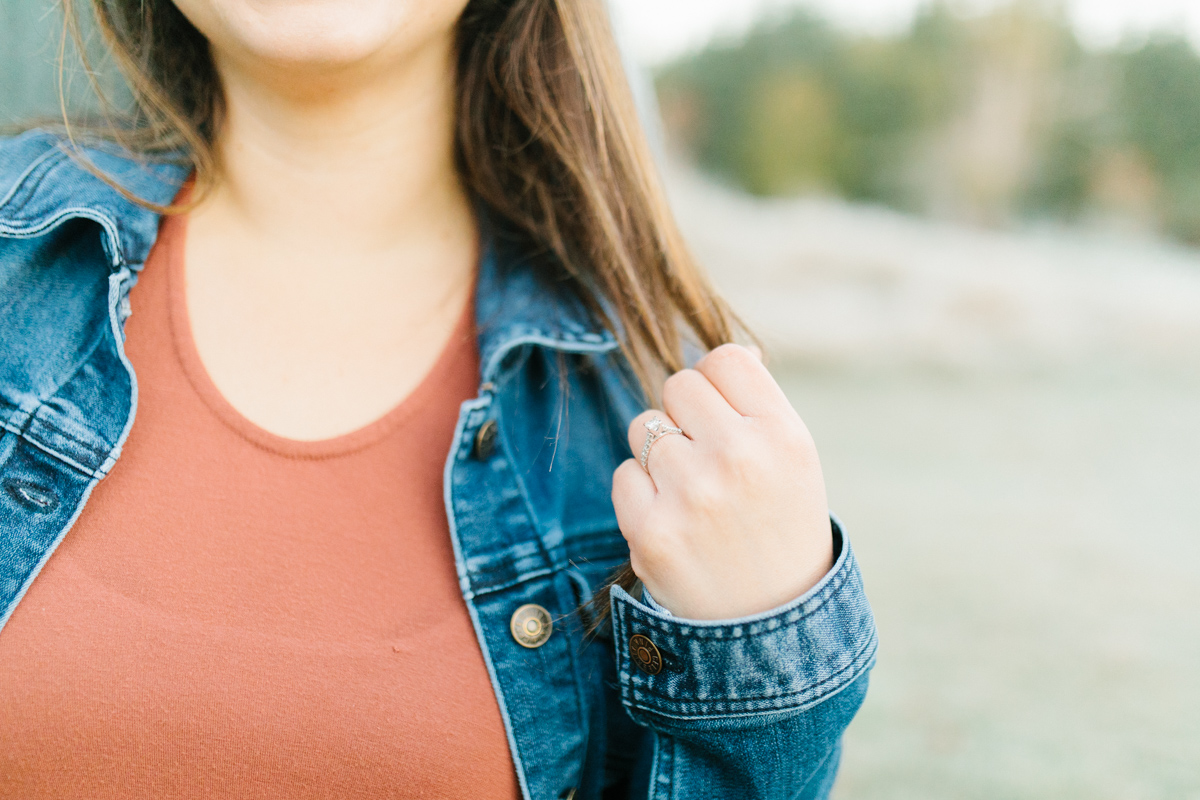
<box><xmin>0</xmin><ymin>133</ymin><xmax>184</xmax><ymax>270</ymax></box>
<box><xmin>0</xmin><ymin>130</ymin><xmax>620</xmax><ymax>381</ymax></box>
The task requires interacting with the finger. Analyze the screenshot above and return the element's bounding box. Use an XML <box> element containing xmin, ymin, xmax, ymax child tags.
<box><xmin>746</xmin><ymin>344</ymin><xmax>764</xmax><ymax>361</ymax></box>
<box><xmin>627</xmin><ymin>409</ymin><xmax>691</xmax><ymax>480</ymax></box>
<box><xmin>612</xmin><ymin>458</ymin><xmax>655</xmax><ymax>535</ymax></box>
<box><xmin>694</xmin><ymin>343</ymin><xmax>791</xmax><ymax>419</ymax></box>
<box><xmin>626</xmin><ymin>409</ymin><xmax>680</xmax><ymax>460</ymax></box>
<box><xmin>661</xmin><ymin>368</ymin><xmax>740</xmax><ymax>439</ymax></box>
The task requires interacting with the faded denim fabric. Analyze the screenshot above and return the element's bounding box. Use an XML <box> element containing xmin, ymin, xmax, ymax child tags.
<box><xmin>0</xmin><ymin>130</ymin><xmax>877</xmax><ymax>800</ymax></box>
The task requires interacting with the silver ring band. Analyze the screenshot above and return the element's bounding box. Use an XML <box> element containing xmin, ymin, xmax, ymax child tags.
<box><xmin>640</xmin><ymin>416</ymin><xmax>684</xmax><ymax>471</ymax></box>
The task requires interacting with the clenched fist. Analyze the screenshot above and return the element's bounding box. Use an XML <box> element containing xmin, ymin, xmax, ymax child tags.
<box><xmin>612</xmin><ymin>344</ymin><xmax>834</xmax><ymax>620</ymax></box>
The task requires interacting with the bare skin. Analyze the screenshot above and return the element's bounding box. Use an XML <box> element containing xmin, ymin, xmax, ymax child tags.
<box><xmin>615</xmin><ymin>344</ymin><xmax>834</xmax><ymax>620</ymax></box>
<box><xmin>171</xmin><ymin>0</ymin><xmax>833</xmax><ymax>621</ymax></box>
<box><xmin>175</xmin><ymin>0</ymin><xmax>475</xmax><ymax>440</ymax></box>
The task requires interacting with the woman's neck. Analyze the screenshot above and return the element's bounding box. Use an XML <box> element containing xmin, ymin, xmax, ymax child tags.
<box><xmin>179</xmin><ymin>31</ymin><xmax>479</xmax><ymax>441</ymax></box>
<box><xmin>202</xmin><ymin>36</ymin><xmax>474</xmax><ymax>261</ymax></box>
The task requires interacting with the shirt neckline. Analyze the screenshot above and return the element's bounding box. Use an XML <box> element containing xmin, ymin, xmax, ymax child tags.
<box><xmin>159</xmin><ymin>207</ymin><xmax>476</xmax><ymax>461</ymax></box>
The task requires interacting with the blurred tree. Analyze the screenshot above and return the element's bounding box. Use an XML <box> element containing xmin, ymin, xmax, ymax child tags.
<box><xmin>1022</xmin><ymin>120</ymin><xmax>1097</xmax><ymax>220</ymax></box>
<box><xmin>740</xmin><ymin>74</ymin><xmax>836</xmax><ymax>195</ymax></box>
<box><xmin>1117</xmin><ymin>37</ymin><xmax>1200</xmax><ymax>242</ymax></box>
<box><xmin>657</xmin><ymin>0</ymin><xmax>1200</xmax><ymax>246</ymax></box>
<box><xmin>656</xmin><ymin>6</ymin><xmax>965</xmax><ymax>210</ymax></box>
<box><xmin>657</xmin><ymin>11</ymin><xmax>841</xmax><ymax>193</ymax></box>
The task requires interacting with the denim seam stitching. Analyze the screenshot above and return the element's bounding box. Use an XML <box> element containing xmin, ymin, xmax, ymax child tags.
<box><xmin>11</xmin><ymin>432</ymin><xmax>104</xmax><ymax>480</ymax></box>
<box><xmin>626</xmin><ymin>630</ymin><xmax>878</xmax><ymax>714</ymax></box>
<box><xmin>0</xmin><ymin>139</ymin><xmax>61</xmax><ymax>214</ymax></box>
<box><xmin>482</xmin><ymin>335</ymin><xmax>618</xmax><ymax>384</ymax></box>
<box><xmin>0</xmin><ymin>312</ymin><xmax>119</xmax><ymax>476</ymax></box>
<box><xmin>465</xmin><ymin>565</ymin><xmax>559</xmax><ymax>598</ymax></box>
<box><xmin>0</xmin><ymin>205</ymin><xmax>127</xmax><ymax>266</ymax></box>
<box><xmin>622</xmin><ymin>553</ymin><xmax>855</xmax><ymax>639</ymax></box>
<box><xmin>26</xmin><ymin>411</ymin><xmax>113</xmax><ymax>458</ymax></box>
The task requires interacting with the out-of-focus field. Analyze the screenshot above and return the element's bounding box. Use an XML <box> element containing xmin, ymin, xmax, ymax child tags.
<box><xmin>786</xmin><ymin>365</ymin><xmax>1200</xmax><ymax>798</ymax></box>
<box><xmin>667</xmin><ymin>166</ymin><xmax>1200</xmax><ymax>798</ymax></box>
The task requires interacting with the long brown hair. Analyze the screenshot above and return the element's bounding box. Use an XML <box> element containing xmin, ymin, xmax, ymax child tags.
<box><xmin>60</xmin><ymin>0</ymin><xmax>744</xmax><ymax>627</ymax></box>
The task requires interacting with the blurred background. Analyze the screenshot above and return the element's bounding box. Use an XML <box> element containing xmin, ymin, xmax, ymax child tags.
<box><xmin>607</xmin><ymin>1</ymin><xmax>1200</xmax><ymax>796</ymax></box>
<box><xmin>3</xmin><ymin>0</ymin><xmax>1199</xmax><ymax>796</ymax></box>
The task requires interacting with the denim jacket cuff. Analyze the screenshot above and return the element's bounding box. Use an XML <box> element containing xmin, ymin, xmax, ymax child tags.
<box><xmin>609</xmin><ymin>516</ymin><xmax>877</xmax><ymax>727</ymax></box>
<box><xmin>639</xmin><ymin>586</ymin><xmax>674</xmax><ymax>616</ymax></box>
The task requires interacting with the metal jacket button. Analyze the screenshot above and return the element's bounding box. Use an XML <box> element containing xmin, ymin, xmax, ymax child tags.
<box><xmin>510</xmin><ymin>604</ymin><xmax>553</xmax><ymax>648</ymax></box>
<box><xmin>473</xmin><ymin>419</ymin><xmax>498</xmax><ymax>460</ymax></box>
<box><xmin>629</xmin><ymin>634</ymin><xmax>662</xmax><ymax>675</ymax></box>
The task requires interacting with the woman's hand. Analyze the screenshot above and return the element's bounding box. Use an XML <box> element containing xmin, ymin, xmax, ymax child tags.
<box><xmin>612</xmin><ymin>344</ymin><xmax>834</xmax><ymax>620</ymax></box>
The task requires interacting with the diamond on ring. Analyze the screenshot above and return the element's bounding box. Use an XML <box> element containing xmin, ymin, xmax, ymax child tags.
<box><xmin>640</xmin><ymin>416</ymin><xmax>684</xmax><ymax>471</ymax></box>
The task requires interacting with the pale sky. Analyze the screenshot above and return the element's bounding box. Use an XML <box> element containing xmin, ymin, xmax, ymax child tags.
<box><xmin>609</xmin><ymin>0</ymin><xmax>1200</xmax><ymax>65</ymax></box>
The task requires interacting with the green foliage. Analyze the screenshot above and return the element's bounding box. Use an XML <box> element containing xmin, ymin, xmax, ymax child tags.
<box><xmin>1117</xmin><ymin>37</ymin><xmax>1200</xmax><ymax>241</ymax></box>
<box><xmin>1021</xmin><ymin>120</ymin><xmax>1096</xmax><ymax>220</ymax></box>
<box><xmin>658</xmin><ymin>6</ymin><xmax>966</xmax><ymax>209</ymax></box>
<box><xmin>658</xmin><ymin>1</ymin><xmax>1200</xmax><ymax>244</ymax></box>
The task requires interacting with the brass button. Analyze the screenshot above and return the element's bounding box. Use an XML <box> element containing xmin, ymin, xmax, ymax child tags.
<box><xmin>510</xmin><ymin>604</ymin><xmax>553</xmax><ymax>648</ymax></box>
<box><xmin>629</xmin><ymin>634</ymin><xmax>662</xmax><ymax>675</ymax></box>
<box><xmin>473</xmin><ymin>419</ymin><xmax>498</xmax><ymax>460</ymax></box>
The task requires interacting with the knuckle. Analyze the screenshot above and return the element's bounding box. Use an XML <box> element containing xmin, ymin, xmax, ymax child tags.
<box><xmin>702</xmin><ymin>343</ymin><xmax>749</xmax><ymax>370</ymax></box>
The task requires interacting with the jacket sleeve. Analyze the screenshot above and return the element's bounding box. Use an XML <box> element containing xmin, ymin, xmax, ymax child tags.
<box><xmin>607</xmin><ymin>516</ymin><xmax>877</xmax><ymax>800</ymax></box>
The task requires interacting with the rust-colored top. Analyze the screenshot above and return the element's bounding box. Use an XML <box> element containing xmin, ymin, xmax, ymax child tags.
<box><xmin>0</xmin><ymin>210</ymin><xmax>520</xmax><ymax>799</ymax></box>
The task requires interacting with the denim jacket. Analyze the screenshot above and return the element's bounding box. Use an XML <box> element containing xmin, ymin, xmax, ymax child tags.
<box><xmin>0</xmin><ymin>130</ymin><xmax>877</xmax><ymax>800</ymax></box>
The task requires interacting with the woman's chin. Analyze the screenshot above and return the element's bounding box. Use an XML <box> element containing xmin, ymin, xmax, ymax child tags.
<box><xmin>180</xmin><ymin>0</ymin><xmax>461</xmax><ymax>74</ymax></box>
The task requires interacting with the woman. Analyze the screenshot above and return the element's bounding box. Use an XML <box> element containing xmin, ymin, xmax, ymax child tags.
<box><xmin>0</xmin><ymin>0</ymin><xmax>876</xmax><ymax>797</ymax></box>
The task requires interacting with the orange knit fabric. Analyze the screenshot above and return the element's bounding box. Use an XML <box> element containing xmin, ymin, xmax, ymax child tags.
<box><xmin>0</xmin><ymin>210</ymin><xmax>520</xmax><ymax>799</ymax></box>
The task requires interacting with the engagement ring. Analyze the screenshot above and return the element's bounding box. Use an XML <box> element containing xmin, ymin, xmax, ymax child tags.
<box><xmin>640</xmin><ymin>416</ymin><xmax>685</xmax><ymax>471</ymax></box>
